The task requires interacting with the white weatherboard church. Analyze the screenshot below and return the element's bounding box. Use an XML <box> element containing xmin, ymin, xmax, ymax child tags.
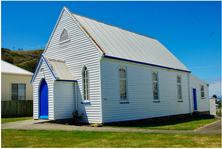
<box><xmin>31</xmin><ymin>7</ymin><xmax>210</xmax><ymax>123</ymax></box>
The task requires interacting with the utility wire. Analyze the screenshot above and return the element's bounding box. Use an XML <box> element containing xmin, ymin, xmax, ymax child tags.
<box><xmin>189</xmin><ymin>65</ymin><xmax>221</xmax><ymax>69</ymax></box>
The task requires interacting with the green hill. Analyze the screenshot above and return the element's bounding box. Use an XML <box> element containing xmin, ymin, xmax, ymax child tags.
<box><xmin>1</xmin><ymin>48</ymin><xmax>44</xmax><ymax>73</ymax></box>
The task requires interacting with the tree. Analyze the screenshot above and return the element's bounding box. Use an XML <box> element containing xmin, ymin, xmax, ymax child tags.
<box><xmin>212</xmin><ymin>94</ymin><xmax>217</xmax><ymax>99</ymax></box>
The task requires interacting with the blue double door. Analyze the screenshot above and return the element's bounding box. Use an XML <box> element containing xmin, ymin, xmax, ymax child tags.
<box><xmin>39</xmin><ymin>79</ymin><xmax>48</xmax><ymax>119</ymax></box>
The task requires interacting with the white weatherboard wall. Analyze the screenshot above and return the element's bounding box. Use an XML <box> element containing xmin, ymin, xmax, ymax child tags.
<box><xmin>54</xmin><ymin>81</ymin><xmax>75</xmax><ymax>119</ymax></box>
<box><xmin>190</xmin><ymin>75</ymin><xmax>210</xmax><ymax>112</ymax></box>
<box><xmin>209</xmin><ymin>98</ymin><xmax>216</xmax><ymax>115</ymax></box>
<box><xmin>33</xmin><ymin>59</ymin><xmax>55</xmax><ymax>120</ymax></box>
<box><xmin>44</xmin><ymin>8</ymin><xmax>102</xmax><ymax>123</ymax></box>
<box><xmin>101</xmin><ymin>59</ymin><xmax>190</xmax><ymax>123</ymax></box>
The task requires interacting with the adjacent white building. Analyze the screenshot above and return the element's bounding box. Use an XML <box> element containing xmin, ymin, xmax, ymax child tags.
<box><xmin>31</xmin><ymin>7</ymin><xmax>210</xmax><ymax>123</ymax></box>
<box><xmin>1</xmin><ymin>60</ymin><xmax>33</xmax><ymax>101</ymax></box>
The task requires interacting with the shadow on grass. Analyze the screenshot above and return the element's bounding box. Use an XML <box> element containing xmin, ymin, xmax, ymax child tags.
<box><xmin>104</xmin><ymin>118</ymin><xmax>217</xmax><ymax>129</ymax></box>
<box><xmin>37</xmin><ymin>117</ymin><xmax>218</xmax><ymax>130</ymax></box>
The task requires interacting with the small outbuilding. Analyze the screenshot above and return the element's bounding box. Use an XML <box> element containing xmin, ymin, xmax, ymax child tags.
<box><xmin>1</xmin><ymin>60</ymin><xmax>33</xmax><ymax>101</ymax></box>
<box><xmin>31</xmin><ymin>7</ymin><xmax>210</xmax><ymax>123</ymax></box>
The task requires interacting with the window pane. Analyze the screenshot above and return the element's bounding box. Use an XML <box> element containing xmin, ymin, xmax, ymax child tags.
<box><xmin>177</xmin><ymin>75</ymin><xmax>181</xmax><ymax>83</ymax></box>
<box><xmin>12</xmin><ymin>94</ymin><xmax>18</xmax><ymax>100</ymax></box>
<box><xmin>19</xmin><ymin>96</ymin><xmax>25</xmax><ymax>100</ymax></box>
<box><xmin>119</xmin><ymin>68</ymin><xmax>126</xmax><ymax>78</ymax></box>
<box><xmin>154</xmin><ymin>95</ymin><xmax>158</xmax><ymax>100</ymax></box>
<box><xmin>201</xmin><ymin>86</ymin><xmax>204</xmax><ymax>91</ymax></box>
<box><xmin>153</xmin><ymin>72</ymin><xmax>157</xmax><ymax>81</ymax></box>
<box><xmin>201</xmin><ymin>92</ymin><xmax>204</xmax><ymax>98</ymax></box>
<box><xmin>83</xmin><ymin>68</ymin><xmax>89</xmax><ymax>101</ymax></box>
<box><xmin>153</xmin><ymin>82</ymin><xmax>158</xmax><ymax>100</ymax></box>
<box><xmin>153</xmin><ymin>82</ymin><xmax>158</xmax><ymax>92</ymax></box>
<box><xmin>12</xmin><ymin>84</ymin><xmax>18</xmax><ymax>94</ymax></box>
<box><xmin>19</xmin><ymin>84</ymin><xmax>26</xmax><ymax>96</ymax></box>
<box><xmin>178</xmin><ymin>84</ymin><xmax>182</xmax><ymax>99</ymax></box>
<box><xmin>120</xmin><ymin>80</ymin><xmax>127</xmax><ymax>100</ymax></box>
<box><xmin>11</xmin><ymin>84</ymin><xmax>18</xmax><ymax>100</ymax></box>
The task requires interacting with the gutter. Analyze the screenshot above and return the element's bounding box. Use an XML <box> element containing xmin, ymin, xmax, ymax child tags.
<box><xmin>103</xmin><ymin>55</ymin><xmax>191</xmax><ymax>73</ymax></box>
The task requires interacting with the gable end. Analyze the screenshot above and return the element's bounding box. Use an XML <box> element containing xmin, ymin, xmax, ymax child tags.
<box><xmin>30</xmin><ymin>55</ymin><xmax>56</xmax><ymax>84</ymax></box>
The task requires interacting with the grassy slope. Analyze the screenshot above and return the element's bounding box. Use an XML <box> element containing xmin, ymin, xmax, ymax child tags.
<box><xmin>1</xmin><ymin>48</ymin><xmax>43</xmax><ymax>73</ymax></box>
<box><xmin>1</xmin><ymin>129</ymin><xmax>221</xmax><ymax>148</ymax></box>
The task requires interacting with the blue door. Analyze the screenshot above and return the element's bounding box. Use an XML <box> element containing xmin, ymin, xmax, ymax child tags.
<box><xmin>39</xmin><ymin>79</ymin><xmax>48</xmax><ymax>119</ymax></box>
<box><xmin>193</xmin><ymin>89</ymin><xmax>197</xmax><ymax>110</ymax></box>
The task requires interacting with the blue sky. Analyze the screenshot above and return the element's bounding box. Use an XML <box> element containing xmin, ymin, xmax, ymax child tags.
<box><xmin>1</xmin><ymin>1</ymin><xmax>221</xmax><ymax>97</ymax></box>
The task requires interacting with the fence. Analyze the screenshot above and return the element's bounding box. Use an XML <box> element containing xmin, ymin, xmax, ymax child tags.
<box><xmin>1</xmin><ymin>100</ymin><xmax>33</xmax><ymax>118</ymax></box>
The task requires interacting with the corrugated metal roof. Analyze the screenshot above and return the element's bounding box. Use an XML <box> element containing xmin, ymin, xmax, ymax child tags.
<box><xmin>48</xmin><ymin>59</ymin><xmax>75</xmax><ymax>81</ymax></box>
<box><xmin>1</xmin><ymin>60</ymin><xmax>33</xmax><ymax>76</ymax></box>
<box><xmin>72</xmin><ymin>13</ymin><xmax>189</xmax><ymax>72</ymax></box>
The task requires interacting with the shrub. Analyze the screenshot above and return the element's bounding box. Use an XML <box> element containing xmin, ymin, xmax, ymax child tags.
<box><xmin>72</xmin><ymin>110</ymin><xmax>84</xmax><ymax>124</ymax></box>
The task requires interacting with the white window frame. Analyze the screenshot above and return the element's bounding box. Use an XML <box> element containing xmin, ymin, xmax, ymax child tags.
<box><xmin>152</xmin><ymin>71</ymin><xmax>159</xmax><ymax>102</ymax></box>
<box><xmin>119</xmin><ymin>66</ymin><xmax>128</xmax><ymax>102</ymax></box>
<box><xmin>82</xmin><ymin>66</ymin><xmax>89</xmax><ymax>102</ymax></box>
<box><xmin>177</xmin><ymin>75</ymin><xmax>182</xmax><ymax>102</ymax></box>
<box><xmin>59</xmin><ymin>29</ymin><xmax>70</xmax><ymax>43</ymax></box>
<box><xmin>200</xmin><ymin>85</ymin><xmax>205</xmax><ymax>98</ymax></box>
<box><xmin>11</xmin><ymin>83</ymin><xmax>26</xmax><ymax>100</ymax></box>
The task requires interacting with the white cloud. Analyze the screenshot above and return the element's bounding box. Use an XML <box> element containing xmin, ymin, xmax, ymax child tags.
<box><xmin>208</xmin><ymin>78</ymin><xmax>221</xmax><ymax>98</ymax></box>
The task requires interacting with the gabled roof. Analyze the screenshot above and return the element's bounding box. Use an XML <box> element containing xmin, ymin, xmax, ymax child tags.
<box><xmin>190</xmin><ymin>74</ymin><xmax>209</xmax><ymax>85</ymax></box>
<box><xmin>30</xmin><ymin>54</ymin><xmax>76</xmax><ymax>84</ymax></box>
<box><xmin>1</xmin><ymin>60</ymin><xmax>33</xmax><ymax>76</ymax></box>
<box><xmin>71</xmin><ymin>11</ymin><xmax>190</xmax><ymax>72</ymax></box>
<box><xmin>47</xmin><ymin>58</ymin><xmax>75</xmax><ymax>81</ymax></box>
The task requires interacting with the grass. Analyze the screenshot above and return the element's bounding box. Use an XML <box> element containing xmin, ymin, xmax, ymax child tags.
<box><xmin>1</xmin><ymin>117</ymin><xmax>33</xmax><ymax>124</ymax></box>
<box><xmin>104</xmin><ymin>118</ymin><xmax>219</xmax><ymax>130</ymax></box>
<box><xmin>1</xmin><ymin>117</ymin><xmax>221</xmax><ymax>147</ymax></box>
<box><xmin>1</xmin><ymin>129</ymin><xmax>221</xmax><ymax>148</ymax></box>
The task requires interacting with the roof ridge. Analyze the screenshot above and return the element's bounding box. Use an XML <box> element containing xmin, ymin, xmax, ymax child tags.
<box><xmin>72</xmin><ymin>12</ymin><xmax>157</xmax><ymax>40</ymax></box>
<box><xmin>48</xmin><ymin>58</ymin><xmax>65</xmax><ymax>63</ymax></box>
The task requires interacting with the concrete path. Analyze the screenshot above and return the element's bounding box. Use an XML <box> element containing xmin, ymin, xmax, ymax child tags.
<box><xmin>1</xmin><ymin>119</ymin><xmax>221</xmax><ymax>134</ymax></box>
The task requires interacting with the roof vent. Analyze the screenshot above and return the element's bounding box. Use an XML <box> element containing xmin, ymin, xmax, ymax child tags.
<box><xmin>60</xmin><ymin>29</ymin><xmax>69</xmax><ymax>42</ymax></box>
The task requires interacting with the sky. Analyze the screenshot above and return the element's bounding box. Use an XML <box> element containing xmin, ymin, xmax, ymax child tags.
<box><xmin>1</xmin><ymin>1</ymin><xmax>221</xmax><ymax>97</ymax></box>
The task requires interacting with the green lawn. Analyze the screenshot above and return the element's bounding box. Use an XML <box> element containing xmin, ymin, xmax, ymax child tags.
<box><xmin>1</xmin><ymin>117</ymin><xmax>218</xmax><ymax>131</ymax></box>
<box><xmin>104</xmin><ymin>118</ymin><xmax>219</xmax><ymax>130</ymax></box>
<box><xmin>1</xmin><ymin>117</ymin><xmax>33</xmax><ymax>124</ymax></box>
<box><xmin>1</xmin><ymin>117</ymin><xmax>221</xmax><ymax>147</ymax></box>
<box><xmin>1</xmin><ymin>129</ymin><xmax>221</xmax><ymax>148</ymax></box>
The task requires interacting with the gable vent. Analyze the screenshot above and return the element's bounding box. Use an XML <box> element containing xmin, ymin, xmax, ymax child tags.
<box><xmin>60</xmin><ymin>29</ymin><xmax>69</xmax><ymax>42</ymax></box>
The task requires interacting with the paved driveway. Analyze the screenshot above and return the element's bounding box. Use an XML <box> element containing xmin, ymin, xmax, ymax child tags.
<box><xmin>1</xmin><ymin>119</ymin><xmax>221</xmax><ymax>134</ymax></box>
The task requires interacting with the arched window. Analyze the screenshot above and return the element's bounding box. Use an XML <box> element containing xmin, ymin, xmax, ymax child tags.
<box><xmin>152</xmin><ymin>71</ymin><xmax>159</xmax><ymax>101</ymax></box>
<box><xmin>119</xmin><ymin>67</ymin><xmax>127</xmax><ymax>101</ymax></box>
<box><xmin>83</xmin><ymin>66</ymin><xmax>89</xmax><ymax>101</ymax></box>
<box><xmin>177</xmin><ymin>75</ymin><xmax>182</xmax><ymax>101</ymax></box>
<box><xmin>59</xmin><ymin>29</ymin><xmax>69</xmax><ymax>42</ymax></box>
